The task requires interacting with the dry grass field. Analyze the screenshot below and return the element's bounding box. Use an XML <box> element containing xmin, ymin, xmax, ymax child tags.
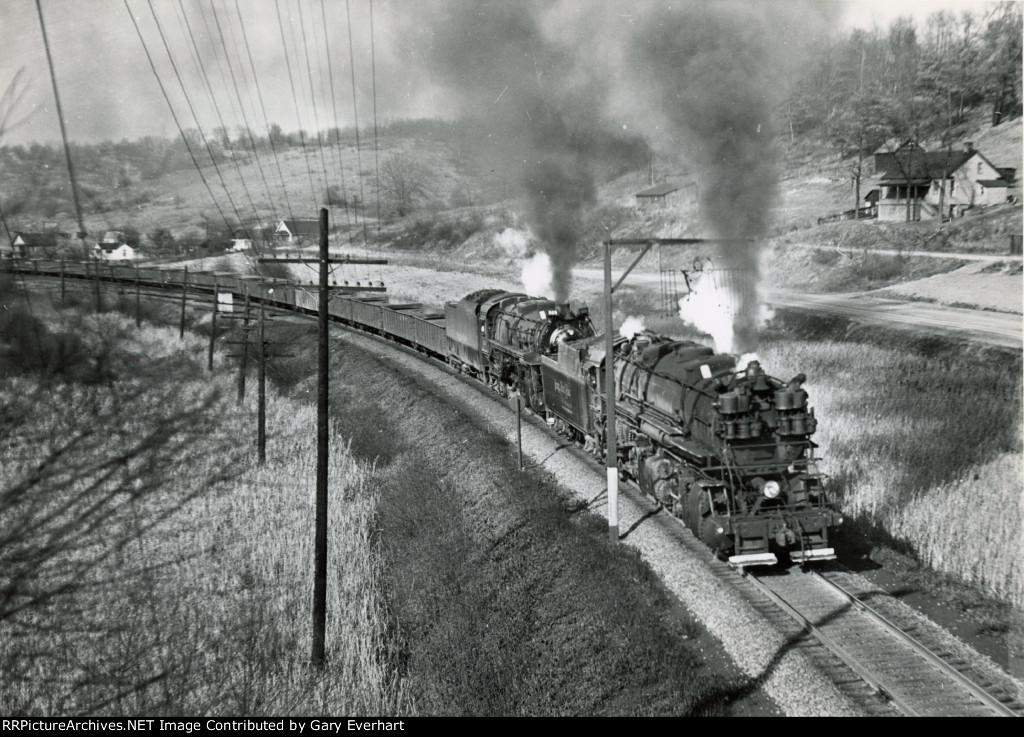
<box><xmin>0</xmin><ymin>286</ymin><xmax>401</xmax><ymax>715</ymax></box>
<box><xmin>759</xmin><ymin>335</ymin><xmax>1023</xmax><ymax>607</ymax></box>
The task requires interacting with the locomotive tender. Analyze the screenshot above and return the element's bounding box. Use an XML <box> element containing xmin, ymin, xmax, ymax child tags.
<box><xmin>7</xmin><ymin>260</ymin><xmax>841</xmax><ymax>566</ymax></box>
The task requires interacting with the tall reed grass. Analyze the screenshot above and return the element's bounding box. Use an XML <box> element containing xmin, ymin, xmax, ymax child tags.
<box><xmin>760</xmin><ymin>339</ymin><xmax>1022</xmax><ymax>605</ymax></box>
<box><xmin>1</xmin><ymin>302</ymin><xmax>401</xmax><ymax>715</ymax></box>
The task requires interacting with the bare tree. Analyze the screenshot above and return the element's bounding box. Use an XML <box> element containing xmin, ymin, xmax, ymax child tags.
<box><xmin>380</xmin><ymin>153</ymin><xmax>428</xmax><ymax>218</ymax></box>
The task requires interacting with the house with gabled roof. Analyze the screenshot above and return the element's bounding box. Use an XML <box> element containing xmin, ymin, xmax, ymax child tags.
<box><xmin>4</xmin><ymin>230</ymin><xmax>68</xmax><ymax>258</ymax></box>
<box><xmin>275</xmin><ymin>218</ymin><xmax>321</xmax><ymax>244</ymax></box>
<box><xmin>875</xmin><ymin>142</ymin><xmax>1016</xmax><ymax>221</ymax></box>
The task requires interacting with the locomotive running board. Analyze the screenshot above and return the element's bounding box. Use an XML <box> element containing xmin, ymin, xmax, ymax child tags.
<box><xmin>728</xmin><ymin>553</ymin><xmax>778</xmax><ymax>568</ymax></box>
<box><xmin>790</xmin><ymin>548</ymin><xmax>836</xmax><ymax>563</ymax></box>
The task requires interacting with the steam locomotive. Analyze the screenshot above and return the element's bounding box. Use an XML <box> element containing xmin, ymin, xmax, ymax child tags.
<box><xmin>444</xmin><ymin>289</ymin><xmax>596</xmax><ymax>412</ymax></box>
<box><xmin>542</xmin><ymin>330</ymin><xmax>841</xmax><ymax>566</ymax></box>
<box><xmin>6</xmin><ymin>261</ymin><xmax>841</xmax><ymax>566</ymax></box>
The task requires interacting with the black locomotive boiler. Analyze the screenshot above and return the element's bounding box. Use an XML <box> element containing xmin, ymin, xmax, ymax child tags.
<box><xmin>542</xmin><ymin>329</ymin><xmax>842</xmax><ymax>566</ymax></box>
<box><xmin>445</xmin><ymin>289</ymin><xmax>595</xmax><ymax>412</ymax></box>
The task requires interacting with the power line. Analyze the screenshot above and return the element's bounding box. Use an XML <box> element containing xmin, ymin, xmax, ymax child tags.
<box><xmin>296</xmin><ymin>0</ymin><xmax>332</xmax><ymax>217</ymax></box>
<box><xmin>274</xmin><ymin>0</ymin><xmax>321</xmax><ymax>214</ymax></box>
<box><xmin>369</xmin><ymin>0</ymin><xmax>382</xmax><ymax>241</ymax></box>
<box><xmin>206</xmin><ymin>0</ymin><xmax>279</xmax><ymax>228</ymax></box>
<box><xmin>318</xmin><ymin>0</ymin><xmax>352</xmax><ymax>230</ymax></box>
<box><xmin>231</xmin><ymin>0</ymin><xmax>297</xmax><ymax>232</ymax></box>
<box><xmin>345</xmin><ymin>0</ymin><xmax>370</xmax><ymax>249</ymax></box>
<box><xmin>122</xmin><ymin>0</ymin><xmax>235</xmax><ymax>239</ymax></box>
<box><xmin>143</xmin><ymin>0</ymin><xmax>252</xmax><ymax>241</ymax></box>
<box><xmin>171</xmin><ymin>0</ymin><xmax>261</xmax><ymax>231</ymax></box>
<box><xmin>34</xmin><ymin>0</ymin><xmax>86</xmax><ymax>252</ymax></box>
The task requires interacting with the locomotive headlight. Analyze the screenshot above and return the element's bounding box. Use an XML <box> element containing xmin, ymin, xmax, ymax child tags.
<box><xmin>763</xmin><ymin>481</ymin><xmax>781</xmax><ymax>499</ymax></box>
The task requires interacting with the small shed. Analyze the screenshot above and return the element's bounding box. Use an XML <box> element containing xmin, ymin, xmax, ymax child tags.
<box><xmin>635</xmin><ymin>183</ymin><xmax>686</xmax><ymax>210</ymax></box>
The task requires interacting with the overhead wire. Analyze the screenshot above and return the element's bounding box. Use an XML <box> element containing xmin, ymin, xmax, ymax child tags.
<box><xmin>230</xmin><ymin>0</ymin><xmax>297</xmax><ymax>234</ymax></box>
<box><xmin>204</xmin><ymin>0</ymin><xmax>279</xmax><ymax>231</ymax></box>
<box><xmin>345</xmin><ymin>0</ymin><xmax>370</xmax><ymax>253</ymax></box>
<box><xmin>122</xmin><ymin>0</ymin><xmax>235</xmax><ymax>241</ymax></box>
<box><xmin>369</xmin><ymin>0</ymin><xmax>382</xmax><ymax>244</ymax></box>
<box><xmin>142</xmin><ymin>0</ymin><xmax>253</xmax><ymax>242</ymax></box>
<box><xmin>318</xmin><ymin>0</ymin><xmax>352</xmax><ymax>231</ymax></box>
<box><xmin>296</xmin><ymin>0</ymin><xmax>332</xmax><ymax>221</ymax></box>
<box><xmin>171</xmin><ymin>0</ymin><xmax>261</xmax><ymax>234</ymax></box>
<box><xmin>273</xmin><ymin>0</ymin><xmax>321</xmax><ymax>215</ymax></box>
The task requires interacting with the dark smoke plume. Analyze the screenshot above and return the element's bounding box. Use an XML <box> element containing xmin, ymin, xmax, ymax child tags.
<box><xmin>403</xmin><ymin>0</ymin><xmax>640</xmax><ymax>302</ymax></box>
<box><xmin>403</xmin><ymin>1</ymin><xmax>833</xmax><ymax>326</ymax></box>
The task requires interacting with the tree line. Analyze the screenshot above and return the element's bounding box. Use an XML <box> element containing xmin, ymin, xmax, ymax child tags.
<box><xmin>788</xmin><ymin>2</ymin><xmax>1022</xmax><ymax>155</ymax></box>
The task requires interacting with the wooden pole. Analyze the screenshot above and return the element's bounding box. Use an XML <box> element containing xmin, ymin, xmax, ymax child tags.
<box><xmin>604</xmin><ymin>241</ymin><xmax>618</xmax><ymax>542</ymax></box>
<box><xmin>179</xmin><ymin>266</ymin><xmax>188</xmax><ymax>339</ymax></box>
<box><xmin>257</xmin><ymin>300</ymin><xmax>266</xmax><ymax>465</ymax></box>
<box><xmin>93</xmin><ymin>258</ymin><xmax>101</xmax><ymax>313</ymax></box>
<box><xmin>313</xmin><ymin>207</ymin><xmax>329</xmax><ymax>666</ymax></box>
<box><xmin>208</xmin><ymin>280</ymin><xmax>218</xmax><ymax>371</ymax></box>
<box><xmin>516</xmin><ymin>394</ymin><xmax>523</xmax><ymax>471</ymax></box>
<box><xmin>135</xmin><ymin>266</ymin><xmax>141</xmax><ymax>327</ymax></box>
<box><xmin>59</xmin><ymin>257</ymin><xmax>65</xmax><ymax>309</ymax></box>
<box><xmin>237</xmin><ymin>291</ymin><xmax>249</xmax><ymax>404</ymax></box>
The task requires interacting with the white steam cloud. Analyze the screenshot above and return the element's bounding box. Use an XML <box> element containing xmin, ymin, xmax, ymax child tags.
<box><xmin>521</xmin><ymin>252</ymin><xmax>555</xmax><ymax>298</ymax></box>
<box><xmin>619</xmin><ymin>315</ymin><xmax>646</xmax><ymax>340</ymax></box>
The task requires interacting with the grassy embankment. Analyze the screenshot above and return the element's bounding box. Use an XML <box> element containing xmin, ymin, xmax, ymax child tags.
<box><xmin>281</xmin><ymin>326</ymin><xmax>763</xmax><ymax>716</ymax></box>
<box><xmin>0</xmin><ymin>281</ymin><xmax>398</xmax><ymax>715</ymax></box>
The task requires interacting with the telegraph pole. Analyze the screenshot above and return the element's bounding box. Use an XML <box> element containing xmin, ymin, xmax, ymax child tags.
<box><xmin>93</xmin><ymin>258</ymin><xmax>102</xmax><ymax>313</ymax></box>
<box><xmin>313</xmin><ymin>208</ymin><xmax>329</xmax><ymax>666</ymax></box>
<box><xmin>604</xmin><ymin>241</ymin><xmax>618</xmax><ymax>541</ymax></box>
<box><xmin>208</xmin><ymin>279</ymin><xmax>218</xmax><ymax>371</ymax></box>
<box><xmin>257</xmin><ymin>300</ymin><xmax>266</xmax><ymax>465</ymax></box>
<box><xmin>179</xmin><ymin>266</ymin><xmax>189</xmax><ymax>339</ymax></box>
<box><xmin>135</xmin><ymin>266</ymin><xmax>141</xmax><ymax>327</ymax></box>
<box><xmin>237</xmin><ymin>292</ymin><xmax>250</xmax><ymax>403</ymax></box>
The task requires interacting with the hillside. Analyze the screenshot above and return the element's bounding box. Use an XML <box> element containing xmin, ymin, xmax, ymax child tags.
<box><xmin>3</xmin><ymin>112</ymin><xmax>1021</xmax><ymax>312</ymax></box>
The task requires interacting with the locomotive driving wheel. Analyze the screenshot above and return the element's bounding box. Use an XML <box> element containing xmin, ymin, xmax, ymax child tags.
<box><xmin>687</xmin><ymin>486</ymin><xmax>711</xmax><ymax>542</ymax></box>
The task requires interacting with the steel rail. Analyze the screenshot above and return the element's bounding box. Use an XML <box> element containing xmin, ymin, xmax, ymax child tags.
<box><xmin>745</xmin><ymin>567</ymin><xmax>1018</xmax><ymax>717</ymax></box>
<box><xmin>741</xmin><ymin>568</ymin><xmax>919</xmax><ymax>715</ymax></box>
<box><xmin>809</xmin><ymin>569</ymin><xmax>1018</xmax><ymax>717</ymax></box>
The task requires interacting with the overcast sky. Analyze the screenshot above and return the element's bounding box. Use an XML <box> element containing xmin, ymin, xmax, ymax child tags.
<box><xmin>0</xmin><ymin>0</ymin><xmax>1007</xmax><ymax>147</ymax></box>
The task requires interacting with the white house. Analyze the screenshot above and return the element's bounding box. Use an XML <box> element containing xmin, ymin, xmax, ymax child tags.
<box><xmin>275</xmin><ymin>218</ymin><xmax>321</xmax><ymax>244</ymax></box>
<box><xmin>875</xmin><ymin>142</ymin><xmax>1016</xmax><ymax>221</ymax></box>
<box><xmin>95</xmin><ymin>243</ymin><xmax>136</xmax><ymax>261</ymax></box>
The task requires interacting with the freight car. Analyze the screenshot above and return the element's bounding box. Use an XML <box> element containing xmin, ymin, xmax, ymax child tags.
<box><xmin>5</xmin><ymin>261</ymin><xmax>840</xmax><ymax>566</ymax></box>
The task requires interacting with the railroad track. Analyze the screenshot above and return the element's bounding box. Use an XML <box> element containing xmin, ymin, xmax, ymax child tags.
<box><xmin>744</xmin><ymin>566</ymin><xmax>1022</xmax><ymax>716</ymax></box>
